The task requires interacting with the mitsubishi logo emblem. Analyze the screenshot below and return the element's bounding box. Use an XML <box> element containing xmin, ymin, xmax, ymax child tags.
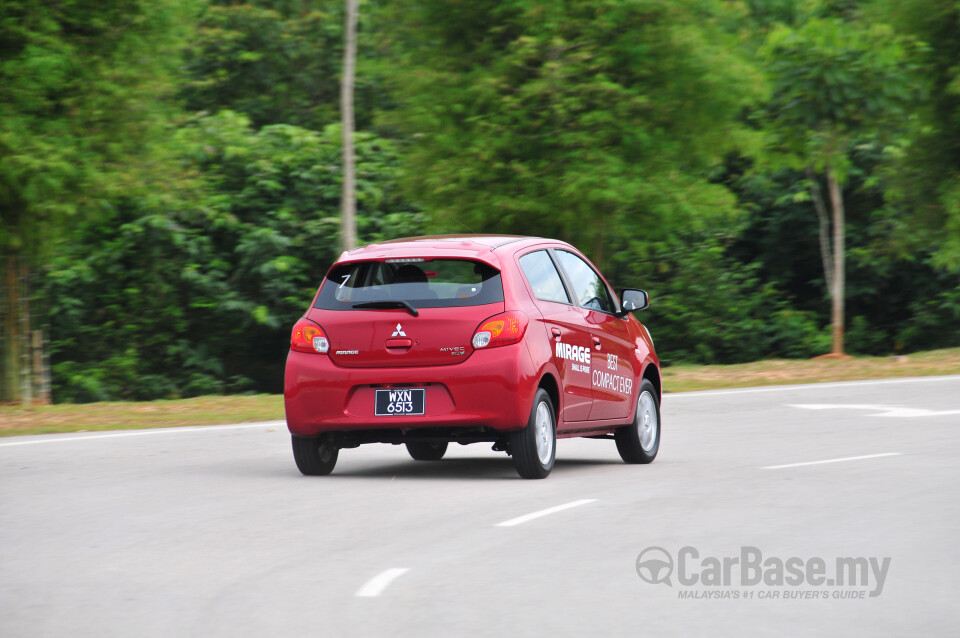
<box><xmin>392</xmin><ymin>323</ymin><xmax>407</xmax><ymax>337</ymax></box>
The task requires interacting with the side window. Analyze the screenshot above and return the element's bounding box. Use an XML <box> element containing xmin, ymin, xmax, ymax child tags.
<box><xmin>519</xmin><ymin>251</ymin><xmax>570</xmax><ymax>304</ymax></box>
<box><xmin>555</xmin><ymin>250</ymin><xmax>614</xmax><ymax>313</ymax></box>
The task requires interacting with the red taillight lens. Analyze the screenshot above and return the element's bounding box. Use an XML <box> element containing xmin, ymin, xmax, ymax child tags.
<box><xmin>290</xmin><ymin>318</ymin><xmax>330</xmax><ymax>354</ymax></box>
<box><xmin>472</xmin><ymin>311</ymin><xmax>528</xmax><ymax>349</ymax></box>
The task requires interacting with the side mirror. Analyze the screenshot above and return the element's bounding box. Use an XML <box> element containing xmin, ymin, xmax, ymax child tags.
<box><xmin>618</xmin><ymin>289</ymin><xmax>649</xmax><ymax>315</ymax></box>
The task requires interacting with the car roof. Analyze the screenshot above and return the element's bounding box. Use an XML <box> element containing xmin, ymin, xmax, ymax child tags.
<box><xmin>337</xmin><ymin>235</ymin><xmax>569</xmax><ymax>264</ymax></box>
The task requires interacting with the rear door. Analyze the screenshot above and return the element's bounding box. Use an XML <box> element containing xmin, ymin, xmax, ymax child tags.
<box><xmin>553</xmin><ymin>250</ymin><xmax>637</xmax><ymax>421</ymax></box>
<box><xmin>517</xmin><ymin>249</ymin><xmax>593</xmax><ymax>423</ymax></box>
<box><xmin>308</xmin><ymin>259</ymin><xmax>503</xmax><ymax>367</ymax></box>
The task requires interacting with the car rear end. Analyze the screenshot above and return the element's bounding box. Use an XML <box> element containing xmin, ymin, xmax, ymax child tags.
<box><xmin>284</xmin><ymin>249</ymin><xmax>538</xmax><ymax>443</ymax></box>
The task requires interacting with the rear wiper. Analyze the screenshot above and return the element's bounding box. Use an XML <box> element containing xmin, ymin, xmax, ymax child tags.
<box><xmin>352</xmin><ymin>300</ymin><xmax>419</xmax><ymax>317</ymax></box>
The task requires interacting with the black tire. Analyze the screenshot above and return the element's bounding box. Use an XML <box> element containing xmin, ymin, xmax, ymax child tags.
<box><xmin>510</xmin><ymin>388</ymin><xmax>556</xmax><ymax>479</ymax></box>
<box><xmin>615</xmin><ymin>379</ymin><xmax>660</xmax><ymax>464</ymax></box>
<box><xmin>291</xmin><ymin>435</ymin><xmax>339</xmax><ymax>475</ymax></box>
<box><xmin>406</xmin><ymin>441</ymin><xmax>448</xmax><ymax>461</ymax></box>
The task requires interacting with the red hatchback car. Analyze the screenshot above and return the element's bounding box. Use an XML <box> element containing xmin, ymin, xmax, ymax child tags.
<box><xmin>284</xmin><ymin>235</ymin><xmax>661</xmax><ymax>478</ymax></box>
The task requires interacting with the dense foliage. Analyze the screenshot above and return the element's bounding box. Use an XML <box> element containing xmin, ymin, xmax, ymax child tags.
<box><xmin>2</xmin><ymin>0</ymin><xmax>959</xmax><ymax>402</ymax></box>
<box><xmin>45</xmin><ymin>112</ymin><xmax>421</xmax><ymax>399</ymax></box>
<box><xmin>382</xmin><ymin>0</ymin><xmax>759</xmax><ymax>254</ymax></box>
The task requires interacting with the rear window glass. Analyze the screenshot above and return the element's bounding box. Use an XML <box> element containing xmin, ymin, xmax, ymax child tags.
<box><xmin>315</xmin><ymin>259</ymin><xmax>504</xmax><ymax>310</ymax></box>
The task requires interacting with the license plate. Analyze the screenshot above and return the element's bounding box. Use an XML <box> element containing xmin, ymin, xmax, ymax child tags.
<box><xmin>375</xmin><ymin>388</ymin><xmax>425</xmax><ymax>416</ymax></box>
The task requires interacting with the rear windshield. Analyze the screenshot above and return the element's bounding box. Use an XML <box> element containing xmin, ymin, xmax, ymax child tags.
<box><xmin>315</xmin><ymin>259</ymin><xmax>504</xmax><ymax>310</ymax></box>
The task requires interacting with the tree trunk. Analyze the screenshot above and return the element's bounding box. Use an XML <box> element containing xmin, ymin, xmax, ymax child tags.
<box><xmin>19</xmin><ymin>259</ymin><xmax>32</xmax><ymax>407</ymax></box>
<box><xmin>2</xmin><ymin>255</ymin><xmax>21</xmax><ymax>404</ymax></box>
<box><xmin>33</xmin><ymin>330</ymin><xmax>50</xmax><ymax>405</ymax></box>
<box><xmin>340</xmin><ymin>0</ymin><xmax>359</xmax><ymax>252</ymax></box>
<box><xmin>826</xmin><ymin>164</ymin><xmax>845</xmax><ymax>355</ymax></box>
<box><xmin>806</xmin><ymin>167</ymin><xmax>834</xmax><ymax>297</ymax></box>
<box><xmin>41</xmin><ymin>326</ymin><xmax>52</xmax><ymax>404</ymax></box>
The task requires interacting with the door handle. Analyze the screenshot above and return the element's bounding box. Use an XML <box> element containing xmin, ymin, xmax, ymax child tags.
<box><xmin>551</xmin><ymin>327</ymin><xmax>561</xmax><ymax>339</ymax></box>
<box><xmin>592</xmin><ymin>336</ymin><xmax>601</xmax><ymax>350</ymax></box>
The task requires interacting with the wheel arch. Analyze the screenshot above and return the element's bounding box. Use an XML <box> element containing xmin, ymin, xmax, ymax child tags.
<box><xmin>641</xmin><ymin>362</ymin><xmax>661</xmax><ymax>405</ymax></box>
<box><xmin>538</xmin><ymin>371</ymin><xmax>561</xmax><ymax>418</ymax></box>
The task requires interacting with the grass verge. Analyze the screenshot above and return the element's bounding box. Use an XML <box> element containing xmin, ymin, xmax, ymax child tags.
<box><xmin>2</xmin><ymin>348</ymin><xmax>958</xmax><ymax>437</ymax></box>
<box><xmin>661</xmin><ymin>347</ymin><xmax>960</xmax><ymax>392</ymax></box>
<box><xmin>0</xmin><ymin>395</ymin><xmax>283</xmax><ymax>437</ymax></box>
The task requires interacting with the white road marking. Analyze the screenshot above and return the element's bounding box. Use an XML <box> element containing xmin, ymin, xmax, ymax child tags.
<box><xmin>666</xmin><ymin>375</ymin><xmax>960</xmax><ymax>399</ymax></box>
<box><xmin>495</xmin><ymin>499</ymin><xmax>597</xmax><ymax>527</ymax></box>
<box><xmin>355</xmin><ymin>568</ymin><xmax>410</xmax><ymax>597</ymax></box>
<box><xmin>0</xmin><ymin>421</ymin><xmax>285</xmax><ymax>448</ymax></box>
<box><xmin>790</xmin><ymin>404</ymin><xmax>960</xmax><ymax>418</ymax></box>
<box><xmin>762</xmin><ymin>453</ymin><xmax>902</xmax><ymax>470</ymax></box>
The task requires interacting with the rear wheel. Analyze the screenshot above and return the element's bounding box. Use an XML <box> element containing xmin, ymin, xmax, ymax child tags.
<box><xmin>511</xmin><ymin>388</ymin><xmax>556</xmax><ymax>479</ymax></box>
<box><xmin>292</xmin><ymin>435</ymin><xmax>339</xmax><ymax>475</ymax></box>
<box><xmin>615</xmin><ymin>379</ymin><xmax>660</xmax><ymax>464</ymax></box>
<box><xmin>406</xmin><ymin>441</ymin><xmax>448</xmax><ymax>461</ymax></box>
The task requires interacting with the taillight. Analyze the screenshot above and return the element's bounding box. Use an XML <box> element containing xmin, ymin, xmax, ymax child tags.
<box><xmin>290</xmin><ymin>317</ymin><xmax>330</xmax><ymax>354</ymax></box>
<box><xmin>472</xmin><ymin>311</ymin><xmax>528</xmax><ymax>349</ymax></box>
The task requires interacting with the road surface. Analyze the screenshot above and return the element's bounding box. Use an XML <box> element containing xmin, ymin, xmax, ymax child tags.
<box><xmin>1</xmin><ymin>376</ymin><xmax>958</xmax><ymax>636</ymax></box>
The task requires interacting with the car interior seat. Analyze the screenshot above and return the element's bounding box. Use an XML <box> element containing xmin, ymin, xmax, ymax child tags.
<box><xmin>394</xmin><ymin>264</ymin><xmax>437</xmax><ymax>299</ymax></box>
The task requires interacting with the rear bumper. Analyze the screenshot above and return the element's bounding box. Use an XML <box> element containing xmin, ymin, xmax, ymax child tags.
<box><xmin>284</xmin><ymin>345</ymin><xmax>538</xmax><ymax>438</ymax></box>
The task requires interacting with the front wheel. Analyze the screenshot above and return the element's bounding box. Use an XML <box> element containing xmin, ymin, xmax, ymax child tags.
<box><xmin>511</xmin><ymin>388</ymin><xmax>556</xmax><ymax>479</ymax></box>
<box><xmin>292</xmin><ymin>435</ymin><xmax>339</xmax><ymax>475</ymax></box>
<box><xmin>615</xmin><ymin>379</ymin><xmax>660</xmax><ymax>464</ymax></box>
<box><xmin>406</xmin><ymin>441</ymin><xmax>448</xmax><ymax>461</ymax></box>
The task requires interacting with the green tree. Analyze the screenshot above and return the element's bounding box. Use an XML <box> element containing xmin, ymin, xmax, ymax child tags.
<box><xmin>183</xmin><ymin>1</ymin><xmax>340</xmax><ymax>130</ymax></box>
<box><xmin>725</xmin><ymin>147</ymin><xmax>960</xmax><ymax>357</ymax></box>
<box><xmin>380</xmin><ymin>0</ymin><xmax>762</xmax><ymax>267</ymax></box>
<box><xmin>872</xmin><ymin>0</ymin><xmax>960</xmax><ymax>269</ymax></box>
<box><xmin>760</xmin><ymin>14</ymin><xmax>922</xmax><ymax>354</ymax></box>
<box><xmin>0</xmin><ymin>0</ymin><xmax>191</xmax><ymax>403</ymax></box>
<box><xmin>182</xmin><ymin>0</ymin><xmax>391</xmax><ymax>132</ymax></box>
<box><xmin>45</xmin><ymin>112</ymin><xmax>422</xmax><ymax>401</ymax></box>
<box><xmin>632</xmin><ymin>232</ymin><xmax>829</xmax><ymax>364</ymax></box>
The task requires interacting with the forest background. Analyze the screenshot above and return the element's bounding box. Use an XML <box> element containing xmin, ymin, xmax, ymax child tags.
<box><xmin>2</xmin><ymin>0</ymin><xmax>959</xmax><ymax>404</ymax></box>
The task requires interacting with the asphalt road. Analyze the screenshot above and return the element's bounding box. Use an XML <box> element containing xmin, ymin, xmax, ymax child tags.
<box><xmin>2</xmin><ymin>376</ymin><xmax>959</xmax><ymax>637</ymax></box>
